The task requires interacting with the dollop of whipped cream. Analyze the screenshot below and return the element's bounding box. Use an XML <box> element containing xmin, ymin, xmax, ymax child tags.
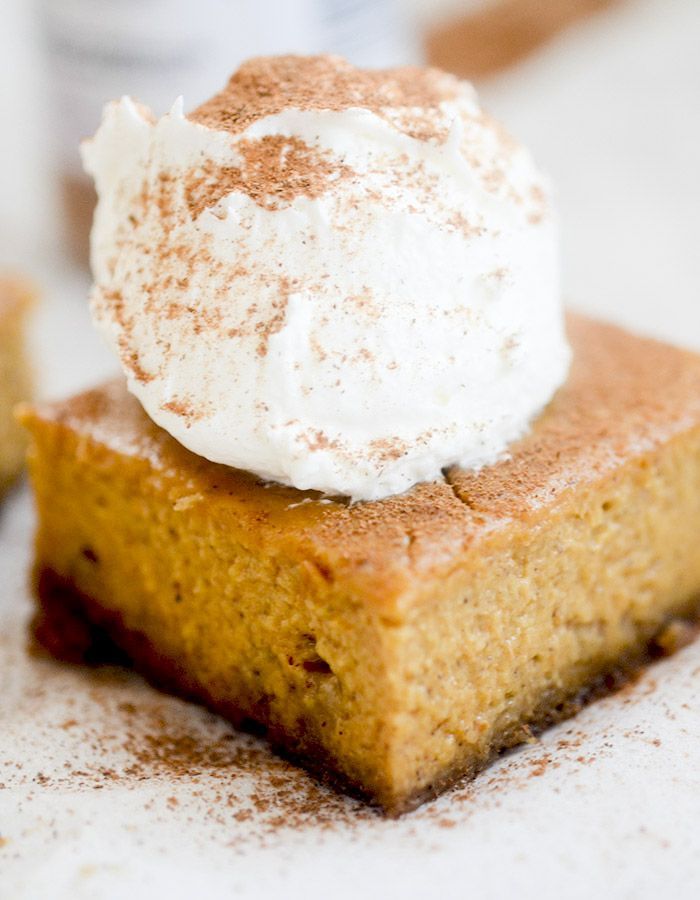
<box><xmin>83</xmin><ymin>55</ymin><xmax>570</xmax><ymax>501</ymax></box>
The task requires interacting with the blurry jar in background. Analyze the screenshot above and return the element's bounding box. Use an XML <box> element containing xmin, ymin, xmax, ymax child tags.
<box><xmin>39</xmin><ymin>0</ymin><xmax>417</xmax><ymax>268</ymax></box>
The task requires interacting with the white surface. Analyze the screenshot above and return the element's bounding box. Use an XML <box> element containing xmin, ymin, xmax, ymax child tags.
<box><xmin>2</xmin><ymin>0</ymin><xmax>700</xmax><ymax>897</ymax></box>
<box><xmin>479</xmin><ymin>0</ymin><xmax>700</xmax><ymax>349</ymax></box>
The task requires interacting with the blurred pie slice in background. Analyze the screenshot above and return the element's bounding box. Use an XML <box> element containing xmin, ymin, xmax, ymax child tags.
<box><xmin>0</xmin><ymin>277</ymin><xmax>34</xmax><ymax>497</ymax></box>
<box><xmin>426</xmin><ymin>0</ymin><xmax>620</xmax><ymax>79</ymax></box>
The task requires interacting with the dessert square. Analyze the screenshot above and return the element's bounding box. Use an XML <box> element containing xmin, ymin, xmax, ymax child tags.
<box><xmin>21</xmin><ymin>314</ymin><xmax>700</xmax><ymax>813</ymax></box>
<box><xmin>0</xmin><ymin>277</ymin><xmax>33</xmax><ymax>496</ymax></box>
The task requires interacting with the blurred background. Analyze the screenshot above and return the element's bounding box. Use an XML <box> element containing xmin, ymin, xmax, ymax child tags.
<box><xmin>1</xmin><ymin>0</ymin><xmax>698</xmax><ymax>402</ymax></box>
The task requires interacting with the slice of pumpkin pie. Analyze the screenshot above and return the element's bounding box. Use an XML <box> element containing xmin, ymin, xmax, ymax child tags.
<box><xmin>21</xmin><ymin>314</ymin><xmax>700</xmax><ymax>813</ymax></box>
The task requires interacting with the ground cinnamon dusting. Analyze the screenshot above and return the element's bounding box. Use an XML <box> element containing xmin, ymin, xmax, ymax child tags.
<box><xmin>92</xmin><ymin>289</ymin><xmax>156</xmax><ymax>386</ymax></box>
<box><xmin>160</xmin><ymin>398</ymin><xmax>206</xmax><ymax>424</ymax></box>
<box><xmin>10</xmin><ymin>672</ymin><xmax>381</xmax><ymax>836</ymax></box>
<box><xmin>3</xmin><ymin>649</ymin><xmax>677</xmax><ymax>849</ymax></box>
<box><xmin>369</xmin><ymin>437</ymin><xmax>410</xmax><ymax>463</ymax></box>
<box><xmin>185</xmin><ymin>136</ymin><xmax>353</xmax><ymax>218</ymax></box>
<box><xmin>34</xmin><ymin>310</ymin><xmax>700</xmax><ymax>575</ymax></box>
<box><xmin>189</xmin><ymin>55</ymin><xmax>459</xmax><ymax>140</ymax></box>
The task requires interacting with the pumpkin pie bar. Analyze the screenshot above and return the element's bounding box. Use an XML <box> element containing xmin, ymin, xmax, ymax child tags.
<box><xmin>21</xmin><ymin>314</ymin><xmax>700</xmax><ymax>813</ymax></box>
<box><xmin>0</xmin><ymin>278</ymin><xmax>33</xmax><ymax>496</ymax></box>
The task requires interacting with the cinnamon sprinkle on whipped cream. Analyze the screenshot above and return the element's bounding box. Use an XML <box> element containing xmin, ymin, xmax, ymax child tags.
<box><xmin>82</xmin><ymin>55</ymin><xmax>570</xmax><ymax>501</ymax></box>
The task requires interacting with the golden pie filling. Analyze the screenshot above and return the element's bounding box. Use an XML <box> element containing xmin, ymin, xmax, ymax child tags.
<box><xmin>21</xmin><ymin>315</ymin><xmax>700</xmax><ymax>813</ymax></box>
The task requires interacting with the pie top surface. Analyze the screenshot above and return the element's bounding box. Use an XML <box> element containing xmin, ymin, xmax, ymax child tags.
<box><xmin>25</xmin><ymin>314</ymin><xmax>700</xmax><ymax>598</ymax></box>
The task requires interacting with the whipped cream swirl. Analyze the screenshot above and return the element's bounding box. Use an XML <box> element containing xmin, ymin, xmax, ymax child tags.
<box><xmin>83</xmin><ymin>55</ymin><xmax>570</xmax><ymax>501</ymax></box>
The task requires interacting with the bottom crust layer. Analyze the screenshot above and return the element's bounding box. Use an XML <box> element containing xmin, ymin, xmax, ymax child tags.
<box><xmin>32</xmin><ymin>566</ymin><xmax>700</xmax><ymax>816</ymax></box>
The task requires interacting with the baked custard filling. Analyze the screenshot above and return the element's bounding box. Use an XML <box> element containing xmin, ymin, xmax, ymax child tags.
<box><xmin>22</xmin><ymin>315</ymin><xmax>700</xmax><ymax>813</ymax></box>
